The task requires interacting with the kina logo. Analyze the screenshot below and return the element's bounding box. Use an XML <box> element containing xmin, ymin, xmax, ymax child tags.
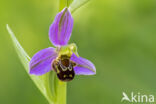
<box><xmin>121</xmin><ymin>92</ymin><xmax>154</xmax><ymax>103</ymax></box>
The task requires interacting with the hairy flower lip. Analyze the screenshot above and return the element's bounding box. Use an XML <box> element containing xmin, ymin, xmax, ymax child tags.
<box><xmin>29</xmin><ymin>7</ymin><xmax>96</xmax><ymax>80</ymax></box>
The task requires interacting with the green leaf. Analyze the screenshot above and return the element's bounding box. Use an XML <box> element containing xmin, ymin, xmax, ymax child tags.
<box><xmin>6</xmin><ymin>24</ymin><xmax>66</xmax><ymax>104</ymax></box>
<box><xmin>69</xmin><ymin>0</ymin><xmax>91</xmax><ymax>13</ymax></box>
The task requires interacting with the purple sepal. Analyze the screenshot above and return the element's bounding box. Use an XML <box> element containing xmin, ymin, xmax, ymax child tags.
<box><xmin>29</xmin><ymin>47</ymin><xmax>57</xmax><ymax>75</ymax></box>
<box><xmin>49</xmin><ymin>8</ymin><xmax>73</xmax><ymax>46</ymax></box>
<box><xmin>71</xmin><ymin>54</ymin><xmax>96</xmax><ymax>75</ymax></box>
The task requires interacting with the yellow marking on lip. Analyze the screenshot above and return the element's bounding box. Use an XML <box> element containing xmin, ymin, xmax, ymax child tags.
<box><xmin>56</xmin><ymin>67</ymin><xmax>60</xmax><ymax>73</ymax></box>
<box><xmin>64</xmin><ymin>75</ymin><xmax>67</xmax><ymax>78</ymax></box>
<box><xmin>69</xmin><ymin>74</ymin><xmax>72</xmax><ymax>77</ymax></box>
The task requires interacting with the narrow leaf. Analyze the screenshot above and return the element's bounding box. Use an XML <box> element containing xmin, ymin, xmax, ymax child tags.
<box><xmin>69</xmin><ymin>0</ymin><xmax>91</xmax><ymax>13</ymax></box>
<box><xmin>6</xmin><ymin>24</ymin><xmax>66</xmax><ymax>104</ymax></box>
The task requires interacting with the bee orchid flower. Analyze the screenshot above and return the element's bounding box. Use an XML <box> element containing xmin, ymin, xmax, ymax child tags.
<box><xmin>29</xmin><ymin>7</ymin><xmax>96</xmax><ymax>82</ymax></box>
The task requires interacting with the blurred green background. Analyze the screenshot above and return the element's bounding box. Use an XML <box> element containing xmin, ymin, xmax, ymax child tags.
<box><xmin>0</xmin><ymin>0</ymin><xmax>156</xmax><ymax>104</ymax></box>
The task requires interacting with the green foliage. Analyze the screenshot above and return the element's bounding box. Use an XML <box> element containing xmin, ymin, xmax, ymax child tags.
<box><xmin>59</xmin><ymin>0</ymin><xmax>73</xmax><ymax>11</ymax></box>
<box><xmin>6</xmin><ymin>25</ymin><xmax>66</xmax><ymax>104</ymax></box>
<box><xmin>59</xmin><ymin>0</ymin><xmax>90</xmax><ymax>13</ymax></box>
<box><xmin>69</xmin><ymin>0</ymin><xmax>90</xmax><ymax>13</ymax></box>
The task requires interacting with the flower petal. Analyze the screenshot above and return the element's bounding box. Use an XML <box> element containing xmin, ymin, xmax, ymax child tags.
<box><xmin>70</xmin><ymin>54</ymin><xmax>96</xmax><ymax>75</ymax></box>
<box><xmin>29</xmin><ymin>47</ymin><xmax>58</xmax><ymax>75</ymax></box>
<box><xmin>49</xmin><ymin>8</ymin><xmax>73</xmax><ymax>46</ymax></box>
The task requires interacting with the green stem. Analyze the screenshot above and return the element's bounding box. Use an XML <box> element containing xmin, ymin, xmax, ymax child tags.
<box><xmin>59</xmin><ymin>0</ymin><xmax>73</xmax><ymax>11</ymax></box>
<box><xmin>55</xmin><ymin>81</ymin><xmax>67</xmax><ymax>104</ymax></box>
<box><xmin>59</xmin><ymin>0</ymin><xmax>67</xmax><ymax>11</ymax></box>
<box><xmin>49</xmin><ymin>73</ymin><xmax>66</xmax><ymax>104</ymax></box>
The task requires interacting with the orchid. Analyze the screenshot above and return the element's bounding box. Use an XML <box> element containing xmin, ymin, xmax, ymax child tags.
<box><xmin>6</xmin><ymin>1</ymin><xmax>95</xmax><ymax>103</ymax></box>
<box><xmin>29</xmin><ymin>7</ymin><xmax>96</xmax><ymax>82</ymax></box>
